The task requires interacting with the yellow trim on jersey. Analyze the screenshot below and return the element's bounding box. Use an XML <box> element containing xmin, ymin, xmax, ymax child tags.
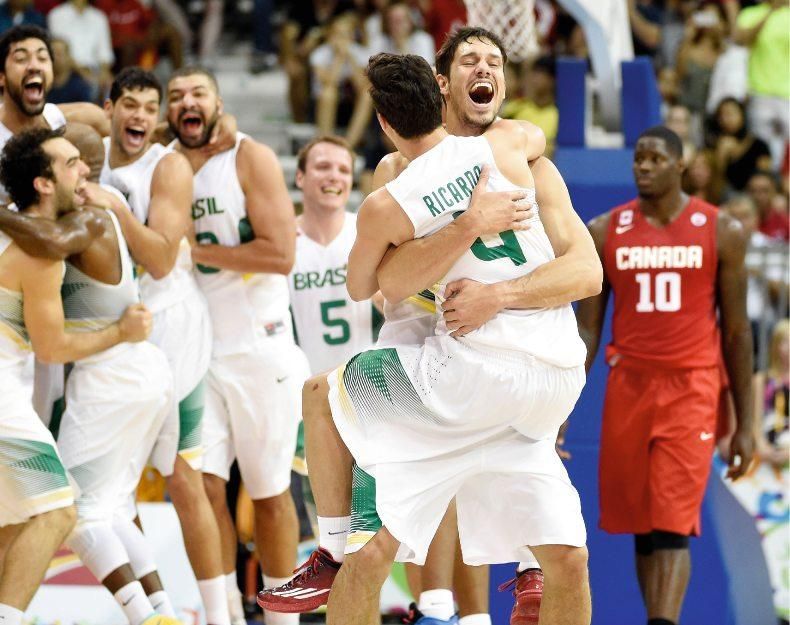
<box><xmin>292</xmin><ymin>456</ymin><xmax>308</xmax><ymax>476</ymax></box>
<box><xmin>0</xmin><ymin>322</ymin><xmax>31</xmax><ymax>351</ymax></box>
<box><xmin>336</xmin><ymin>364</ymin><xmax>359</xmax><ymax>425</ymax></box>
<box><xmin>177</xmin><ymin>447</ymin><xmax>203</xmax><ymax>464</ymax></box>
<box><xmin>346</xmin><ymin>531</ymin><xmax>376</xmax><ymax>546</ymax></box>
<box><xmin>28</xmin><ymin>486</ymin><xmax>74</xmax><ymax>508</ymax></box>
<box><xmin>405</xmin><ymin>294</ymin><xmax>437</xmax><ymax>314</ymax></box>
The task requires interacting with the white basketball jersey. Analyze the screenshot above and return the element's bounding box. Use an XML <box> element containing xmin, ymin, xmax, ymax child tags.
<box><xmin>289</xmin><ymin>213</ymin><xmax>380</xmax><ymax>373</ymax></box>
<box><xmin>386</xmin><ymin>134</ymin><xmax>586</xmax><ymax>368</ymax></box>
<box><xmin>100</xmin><ymin>139</ymin><xmax>198</xmax><ymax>313</ymax></box>
<box><xmin>0</xmin><ymin>103</ymin><xmax>66</xmax><ymax>204</ymax></box>
<box><xmin>0</xmin><ymin>233</ymin><xmax>32</xmax><ymax>381</ymax></box>
<box><xmin>188</xmin><ymin>132</ymin><xmax>292</xmax><ymax>356</ymax></box>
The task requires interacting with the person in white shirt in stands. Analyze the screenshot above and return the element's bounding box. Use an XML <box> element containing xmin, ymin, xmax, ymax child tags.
<box><xmin>47</xmin><ymin>0</ymin><xmax>114</xmax><ymax>99</ymax></box>
<box><xmin>368</xmin><ymin>2</ymin><xmax>435</xmax><ymax>64</ymax></box>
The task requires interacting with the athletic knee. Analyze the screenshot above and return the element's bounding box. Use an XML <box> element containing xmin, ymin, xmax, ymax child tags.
<box><xmin>253</xmin><ymin>491</ymin><xmax>296</xmax><ymax>521</ymax></box>
<box><xmin>302</xmin><ymin>375</ymin><xmax>329</xmax><ymax>418</ymax></box>
<box><xmin>46</xmin><ymin>504</ymin><xmax>77</xmax><ymax>538</ymax></box>
<box><xmin>348</xmin><ymin>539</ymin><xmax>394</xmax><ymax>584</ymax></box>
<box><xmin>167</xmin><ymin>463</ymin><xmax>200</xmax><ymax>505</ymax></box>
<box><xmin>542</xmin><ymin>546</ymin><xmax>589</xmax><ymax>585</ymax></box>
<box><xmin>202</xmin><ymin>474</ymin><xmax>227</xmax><ymax>509</ymax></box>
<box><xmin>634</xmin><ymin>531</ymin><xmax>690</xmax><ymax>556</ymax></box>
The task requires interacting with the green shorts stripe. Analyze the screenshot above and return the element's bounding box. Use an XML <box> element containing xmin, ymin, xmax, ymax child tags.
<box><xmin>342</xmin><ymin>348</ymin><xmax>436</xmax><ymax>425</ymax></box>
<box><xmin>178</xmin><ymin>379</ymin><xmax>205</xmax><ymax>452</ymax></box>
<box><xmin>349</xmin><ymin>463</ymin><xmax>380</xmax><ymax>535</ymax></box>
<box><xmin>0</xmin><ymin>438</ymin><xmax>69</xmax><ymax>498</ymax></box>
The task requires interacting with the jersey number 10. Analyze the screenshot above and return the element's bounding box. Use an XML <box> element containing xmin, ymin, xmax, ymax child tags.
<box><xmin>635</xmin><ymin>272</ymin><xmax>682</xmax><ymax>313</ymax></box>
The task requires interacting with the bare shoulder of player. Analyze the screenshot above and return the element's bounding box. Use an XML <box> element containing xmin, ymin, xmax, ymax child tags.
<box><xmin>485</xmin><ymin>118</ymin><xmax>530</xmax><ymax>151</ymax></box>
<box><xmin>488</xmin><ymin>118</ymin><xmax>545</xmax><ymax>160</ymax></box>
<box><xmin>236</xmin><ymin>135</ymin><xmax>279</xmax><ymax>171</ymax></box>
<box><xmin>716</xmin><ymin>209</ymin><xmax>748</xmax><ymax>253</ymax></box>
<box><xmin>156</xmin><ymin>149</ymin><xmax>194</xmax><ymax>181</ymax></box>
<box><xmin>372</xmin><ymin>151</ymin><xmax>408</xmax><ymax>188</ymax></box>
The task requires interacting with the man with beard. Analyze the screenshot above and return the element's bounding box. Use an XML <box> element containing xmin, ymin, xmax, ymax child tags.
<box><xmin>0</xmin><ymin>127</ymin><xmax>176</xmax><ymax>625</ymax></box>
<box><xmin>576</xmin><ymin>126</ymin><xmax>753</xmax><ymax>625</ymax></box>
<box><xmin>166</xmin><ymin>66</ymin><xmax>309</xmax><ymax>625</ymax></box>
<box><xmin>260</xmin><ymin>28</ymin><xmax>581</xmax><ymax>625</ymax></box>
<box><xmin>0</xmin><ymin>25</ymin><xmax>109</xmax><ymax>206</ymax></box>
<box><xmin>84</xmin><ymin>67</ymin><xmax>231</xmax><ymax>625</ymax></box>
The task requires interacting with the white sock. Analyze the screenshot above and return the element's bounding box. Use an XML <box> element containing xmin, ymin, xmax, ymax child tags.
<box><xmin>459</xmin><ymin>615</ymin><xmax>492</xmax><ymax>625</ymax></box>
<box><xmin>113</xmin><ymin>581</ymin><xmax>155</xmax><ymax>625</ymax></box>
<box><xmin>149</xmin><ymin>590</ymin><xmax>176</xmax><ymax>616</ymax></box>
<box><xmin>418</xmin><ymin>588</ymin><xmax>455</xmax><ymax>620</ymax></box>
<box><xmin>198</xmin><ymin>576</ymin><xmax>231</xmax><ymax>625</ymax></box>
<box><xmin>517</xmin><ymin>559</ymin><xmax>540</xmax><ymax>572</ymax></box>
<box><xmin>0</xmin><ymin>604</ymin><xmax>23</xmax><ymax>625</ymax></box>
<box><xmin>225</xmin><ymin>571</ymin><xmax>245</xmax><ymax>622</ymax></box>
<box><xmin>317</xmin><ymin>515</ymin><xmax>350</xmax><ymax>563</ymax></box>
<box><xmin>262</xmin><ymin>575</ymin><xmax>291</xmax><ymax>590</ymax></box>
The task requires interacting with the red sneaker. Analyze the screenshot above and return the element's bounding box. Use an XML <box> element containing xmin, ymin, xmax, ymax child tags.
<box><xmin>498</xmin><ymin>568</ymin><xmax>544</xmax><ymax>625</ymax></box>
<box><xmin>256</xmin><ymin>548</ymin><xmax>341</xmax><ymax>613</ymax></box>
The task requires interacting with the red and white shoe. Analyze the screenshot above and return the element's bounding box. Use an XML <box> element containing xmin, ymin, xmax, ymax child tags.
<box><xmin>499</xmin><ymin>568</ymin><xmax>544</xmax><ymax>625</ymax></box>
<box><xmin>256</xmin><ymin>548</ymin><xmax>341</xmax><ymax>613</ymax></box>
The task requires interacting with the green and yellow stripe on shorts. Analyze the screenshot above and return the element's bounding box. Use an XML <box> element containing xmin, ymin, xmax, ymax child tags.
<box><xmin>0</xmin><ymin>438</ymin><xmax>72</xmax><ymax>516</ymax></box>
<box><xmin>177</xmin><ymin>379</ymin><xmax>205</xmax><ymax>467</ymax></box>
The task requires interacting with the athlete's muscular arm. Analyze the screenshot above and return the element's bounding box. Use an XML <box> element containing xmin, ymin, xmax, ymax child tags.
<box><xmin>716</xmin><ymin>213</ymin><xmax>755</xmax><ymax>479</ymax></box>
<box><xmin>443</xmin><ymin>157</ymin><xmax>602</xmax><ymax>335</ymax></box>
<box><xmin>190</xmin><ymin>139</ymin><xmax>296</xmax><ymax>274</ymax></box>
<box><xmin>0</xmin><ymin>207</ymin><xmax>105</xmax><ymax>260</ymax></box>
<box><xmin>347</xmin><ymin>190</ymin><xmax>413</xmax><ymax>301</ymax></box>
<box><xmin>59</xmin><ymin>103</ymin><xmax>111</xmax><ymax>137</ymax></box>
<box><xmin>18</xmin><ymin>250</ymin><xmax>150</xmax><ymax>363</ymax></box>
<box><xmin>516</xmin><ymin>119</ymin><xmax>546</xmax><ymax>162</ymax></box>
<box><xmin>575</xmin><ymin>212</ymin><xmax>612</xmax><ymax>373</ymax></box>
<box><xmin>114</xmin><ymin>152</ymin><xmax>192</xmax><ymax>279</ymax></box>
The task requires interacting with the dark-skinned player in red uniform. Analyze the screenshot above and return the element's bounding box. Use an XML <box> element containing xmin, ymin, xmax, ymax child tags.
<box><xmin>575</xmin><ymin>126</ymin><xmax>754</xmax><ymax>625</ymax></box>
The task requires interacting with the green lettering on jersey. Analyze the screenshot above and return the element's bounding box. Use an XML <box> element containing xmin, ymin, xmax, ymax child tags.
<box><xmin>421</xmin><ymin>165</ymin><xmax>482</xmax><ymax>217</ymax></box>
<box><xmin>191</xmin><ymin>197</ymin><xmax>224</xmax><ymax>220</ymax></box>
<box><xmin>292</xmin><ymin>265</ymin><xmax>348</xmax><ymax>290</ymax></box>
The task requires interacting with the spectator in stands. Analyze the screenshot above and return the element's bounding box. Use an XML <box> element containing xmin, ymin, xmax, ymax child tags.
<box><xmin>360</xmin><ymin>0</ymin><xmax>389</xmax><ymax>45</ymax></box>
<box><xmin>627</xmin><ymin>0</ymin><xmax>664</xmax><ymax>61</ymax></box>
<box><xmin>0</xmin><ymin>0</ymin><xmax>45</xmax><ymax>33</ymax></box>
<box><xmin>501</xmin><ymin>55</ymin><xmax>558</xmax><ymax>156</ymax></box>
<box><xmin>197</xmin><ymin>0</ymin><xmax>223</xmax><ymax>66</ymax></box>
<box><xmin>676</xmin><ymin>3</ymin><xmax>726</xmax><ymax>116</ymax></box>
<box><xmin>310</xmin><ymin>12</ymin><xmax>372</xmax><ymax>148</ymax></box>
<box><xmin>95</xmin><ymin>0</ymin><xmax>183</xmax><ymax>70</ymax></box>
<box><xmin>47</xmin><ymin>37</ymin><xmax>93</xmax><ymax>104</ymax></box>
<box><xmin>369</xmin><ymin>2</ymin><xmax>434</xmax><ymax>63</ymax></box>
<box><xmin>417</xmin><ymin>0</ymin><xmax>466</xmax><ymax>53</ymax></box>
<box><xmin>657</xmin><ymin>66</ymin><xmax>681</xmax><ymax>105</ymax></box>
<box><xmin>250</xmin><ymin>0</ymin><xmax>276</xmax><ymax>73</ymax></box>
<box><xmin>281</xmin><ymin>0</ymin><xmax>355</xmax><ymax>123</ymax></box>
<box><xmin>665</xmin><ymin>103</ymin><xmax>697</xmax><ymax>165</ymax></box>
<box><xmin>683</xmin><ymin>149</ymin><xmax>723</xmax><ymax>204</ymax></box>
<box><xmin>753</xmin><ymin>319</ymin><xmax>790</xmax><ymax>469</ymax></box>
<box><xmin>747</xmin><ymin>171</ymin><xmax>790</xmax><ymax>241</ymax></box>
<box><xmin>724</xmin><ymin>195</ymin><xmax>788</xmax><ymax>356</ymax></box>
<box><xmin>152</xmin><ymin>0</ymin><xmax>192</xmax><ymax>60</ymax></box>
<box><xmin>734</xmin><ymin>0</ymin><xmax>790</xmax><ymax>168</ymax></box>
<box><xmin>48</xmin><ymin>0</ymin><xmax>114</xmax><ymax>100</ymax></box>
<box><xmin>709</xmin><ymin>97</ymin><xmax>773</xmax><ymax>192</ymax></box>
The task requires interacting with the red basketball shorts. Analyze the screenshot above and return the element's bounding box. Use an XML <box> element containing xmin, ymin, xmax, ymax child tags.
<box><xmin>598</xmin><ymin>363</ymin><xmax>721</xmax><ymax>536</ymax></box>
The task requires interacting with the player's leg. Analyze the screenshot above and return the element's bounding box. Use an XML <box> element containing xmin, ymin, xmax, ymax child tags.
<box><xmin>0</xmin><ymin>506</ymin><xmax>75</xmax><ymax>617</ymax></box>
<box><xmin>641</xmin><ymin>367</ymin><xmax>719</xmax><ymax>625</ymax></box>
<box><xmin>326</xmin><ymin>526</ymin><xmax>401</xmax><ymax>625</ymax></box>
<box><xmin>165</xmin><ymin>380</ymin><xmax>228</xmax><ymax>625</ymax></box>
<box><xmin>454</xmin><ymin>561</ymin><xmax>490</xmax><ymax>625</ymax></box>
<box><xmin>528</xmin><ymin>544</ymin><xmax>590</xmax><ymax>625</ymax></box>
<box><xmin>637</xmin><ymin>532</ymin><xmax>690</xmax><ymax>624</ymax></box>
<box><xmin>413</xmin><ymin>501</ymin><xmax>459</xmax><ymax>622</ymax></box>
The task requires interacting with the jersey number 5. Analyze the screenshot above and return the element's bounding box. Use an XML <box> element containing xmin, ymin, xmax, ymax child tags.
<box><xmin>321</xmin><ymin>299</ymin><xmax>351</xmax><ymax>345</ymax></box>
<box><xmin>635</xmin><ymin>272</ymin><xmax>681</xmax><ymax>312</ymax></box>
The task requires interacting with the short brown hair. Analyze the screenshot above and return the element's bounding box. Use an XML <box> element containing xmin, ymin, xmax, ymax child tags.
<box><xmin>296</xmin><ymin>135</ymin><xmax>355</xmax><ymax>173</ymax></box>
<box><xmin>435</xmin><ymin>27</ymin><xmax>508</xmax><ymax>78</ymax></box>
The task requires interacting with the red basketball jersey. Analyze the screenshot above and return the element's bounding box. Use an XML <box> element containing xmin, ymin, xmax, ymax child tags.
<box><xmin>603</xmin><ymin>197</ymin><xmax>720</xmax><ymax>368</ymax></box>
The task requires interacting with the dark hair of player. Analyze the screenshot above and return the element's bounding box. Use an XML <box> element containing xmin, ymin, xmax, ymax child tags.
<box><xmin>638</xmin><ymin>126</ymin><xmax>684</xmax><ymax>160</ymax></box>
<box><xmin>366</xmin><ymin>53</ymin><xmax>443</xmax><ymax>139</ymax></box>
<box><xmin>168</xmin><ymin>65</ymin><xmax>219</xmax><ymax>93</ymax></box>
<box><xmin>0</xmin><ymin>25</ymin><xmax>53</xmax><ymax>72</ymax></box>
<box><xmin>109</xmin><ymin>66</ymin><xmax>163</xmax><ymax>104</ymax></box>
<box><xmin>0</xmin><ymin>127</ymin><xmax>63</xmax><ymax>210</ymax></box>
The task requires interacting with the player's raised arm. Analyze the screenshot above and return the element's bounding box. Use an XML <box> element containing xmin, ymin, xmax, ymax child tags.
<box><xmin>716</xmin><ymin>212</ymin><xmax>755</xmax><ymax>479</ymax></box>
<box><xmin>115</xmin><ymin>151</ymin><xmax>192</xmax><ymax>279</ymax></box>
<box><xmin>190</xmin><ymin>139</ymin><xmax>296</xmax><ymax>274</ymax></box>
<box><xmin>0</xmin><ymin>206</ymin><xmax>105</xmax><ymax>259</ymax></box>
<box><xmin>59</xmin><ymin>102</ymin><xmax>111</xmax><ymax>137</ymax></box>
<box><xmin>575</xmin><ymin>212</ymin><xmax>612</xmax><ymax>372</ymax></box>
